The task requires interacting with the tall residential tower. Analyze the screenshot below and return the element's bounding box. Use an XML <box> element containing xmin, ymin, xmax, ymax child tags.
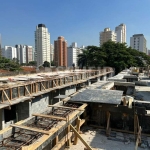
<box><xmin>130</xmin><ymin>34</ymin><xmax>147</xmax><ymax>54</ymax></box>
<box><xmin>35</xmin><ymin>24</ymin><xmax>50</xmax><ymax>66</ymax></box>
<box><xmin>100</xmin><ymin>28</ymin><xmax>116</xmax><ymax>46</ymax></box>
<box><xmin>54</xmin><ymin>36</ymin><xmax>67</xmax><ymax>67</ymax></box>
<box><xmin>115</xmin><ymin>23</ymin><xmax>126</xmax><ymax>43</ymax></box>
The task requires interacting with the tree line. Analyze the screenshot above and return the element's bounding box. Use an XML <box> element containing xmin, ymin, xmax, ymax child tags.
<box><xmin>78</xmin><ymin>41</ymin><xmax>150</xmax><ymax>74</ymax></box>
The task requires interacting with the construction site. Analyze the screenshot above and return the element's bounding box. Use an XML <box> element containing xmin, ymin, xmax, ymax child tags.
<box><xmin>0</xmin><ymin>67</ymin><xmax>150</xmax><ymax>150</ymax></box>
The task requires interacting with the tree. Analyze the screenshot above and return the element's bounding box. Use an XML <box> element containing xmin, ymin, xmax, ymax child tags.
<box><xmin>28</xmin><ymin>61</ymin><xmax>37</xmax><ymax>66</ymax></box>
<box><xmin>51</xmin><ymin>61</ymin><xmax>55</xmax><ymax>66</ymax></box>
<box><xmin>0</xmin><ymin>57</ymin><xmax>21</xmax><ymax>71</ymax></box>
<box><xmin>77</xmin><ymin>41</ymin><xmax>150</xmax><ymax>74</ymax></box>
<box><xmin>78</xmin><ymin>49</ymin><xmax>89</xmax><ymax>69</ymax></box>
<box><xmin>43</xmin><ymin>61</ymin><xmax>50</xmax><ymax>67</ymax></box>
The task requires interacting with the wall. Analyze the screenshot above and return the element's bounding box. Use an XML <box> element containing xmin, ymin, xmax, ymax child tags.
<box><xmin>29</xmin><ymin>93</ymin><xmax>49</xmax><ymax>116</ymax></box>
<box><xmin>16</xmin><ymin>101</ymin><xmax>30</xmax><ymax>121</ymax></box>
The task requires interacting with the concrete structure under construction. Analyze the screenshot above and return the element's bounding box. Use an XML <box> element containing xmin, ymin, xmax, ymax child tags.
<box><xmin>1</xmin><ymin>67</ymin><xmax>150</xmax><ymax>149</ymax></box>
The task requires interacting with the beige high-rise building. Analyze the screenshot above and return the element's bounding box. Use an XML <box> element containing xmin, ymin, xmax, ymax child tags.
<box><xmin>54</xmin><ymin>36</ymin><xmax>67</xmax><ymax>67</ymax></box>
<box><xmin>100</xmin><ymin>28</ymin><xmax>116</xmax><ymax>46</ymax></box>
<box><xmin>115</xmin><ymin>23</ymin><xmax>126</xmax><ymax>43</ymax></box>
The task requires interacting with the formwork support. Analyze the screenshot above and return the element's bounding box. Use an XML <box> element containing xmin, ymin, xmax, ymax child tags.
<box><xmin>73</xmin><ymin>117</ymin><xmax>81</xmax><ymax>145</ymax></box>
<box><xmin>135</xmin><ymin>126</ymin><xmax>142</xmax><ymax>150</ymax></box>
<box><xmin>70</xmin><ymin>124</ymin><xmax>93</xmax><ymax>150</ymax></box>
<box><xmin>106</xmin><ymin>111</ymin><xmax>111</xmax><ymax>136</ymax></box>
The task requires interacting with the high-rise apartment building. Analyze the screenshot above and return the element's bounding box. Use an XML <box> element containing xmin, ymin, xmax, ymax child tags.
<box><xmin>50</xmin><ymin>44</ymin><xmax>54</xmax><ymax>61</ymax></box>
<box><xmin>130</xmin><ymin>34</ymin><xmax>147</xmax><ymax>54</ymax></box>
<box><xmin>0</xmin><ymin>34</ymin><xmax>2</xmax><ymax>56</ymax></box>
<box><xmin>26</xmin><ymin>46</ymin><xmax>33</xmax><ymax>63</ymax></box>
<box><xmin>35</xmin><ymin>24</ymin><xmax>50</xmax><ymax>66</ymax></box>
<box><xmin>15</xmin><ymin>45</ymin><xmax>33</xmax><ymax>64</ymax></box>
<box><xmin>100</xmin><ymin>28</ymin><xmax>116</xmax><ymax>46</ymax></box>
<box><xmin>54</xmin><ymin>36</ymin><xmax>67</xmax><ymax>67</ymax></box>
<box><xmin>115</xmin><ymin>23</ymin><xmax>126</xmax><ymax>43</ymax></box>
<box><xmin>2</xmin><ymin>46</ymin><xmax>17</xmax><ymax>60</ymax></box>
<box><xmin>15</xmin><ymin>45</ymin><xmax>27</xmax><ymax>64</ymax></box>
<box><xmin>67</xmin><ymin>42</ymin><xmax>78</xmax><ymax>67</ymax></box>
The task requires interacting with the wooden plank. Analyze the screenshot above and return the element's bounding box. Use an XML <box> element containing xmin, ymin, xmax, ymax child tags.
<box><xmin>66</xmin><ymin>125</ymin><xmax>71</xmax><ymax>147</ymax></box>
<box><xmin>100</xmin><ymin>105</ymin><xmax>146</xmax><ymax>115</ymax></box>
<box><xmin>41</xmin><ymin>82</ymin><xmax>46</xmax><ymax>91</ymax></box>
<box><xmin>32</xmin><ymin>113</ymin><xmax>67</xmax><ymax>121</ymax></box>
<box><xmin>51</xmin><ymin>132</ymin><xmax>72</xmax><ymax>150</ymax></box>
<box><xmin>20</xmin><ymin>103</ymin><xmax>88</xmax><ymax>150</ymax></box>
<box><xmin>135</xmin><ymin>126</ymin><xmax>142</xmax><ymax>150</ymax></box>
<box><xmin>70</xmin><ymin>124</ymin><xmax>93</xmax><ymax>150</ymax></box>
<box><xmin>3</xmin><ymin>90</ymin><xmax>12</xmax><ymax>105</ymax></box>
<box><xmin>25</xmin><ymin>85</ymin><xmax>31</xmax><ymax>96</ymax></box>
<box><xmin>106</xmin><ymin>112</ymin><xmax>111</xmax><ymax>136</ymax></box>
<box><xmin>11</xmin><ymin>124</ymin><xmax>49</xmax><ymax>135</ymax></box>
<box><xmin>48</xmin><ymin>105</ymin><xmax>84</xmax><ymax>111</ymax></box>
<box><xmin>74</xmin><ymin>117</ymin><xmax>81</xmax><ymax>145</ymax></box>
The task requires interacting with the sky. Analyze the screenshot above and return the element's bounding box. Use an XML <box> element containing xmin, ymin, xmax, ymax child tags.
<box><xmin>0</xmin><ymin>0</ymin><xmax>150</xmax><ymax>49</ymax></box>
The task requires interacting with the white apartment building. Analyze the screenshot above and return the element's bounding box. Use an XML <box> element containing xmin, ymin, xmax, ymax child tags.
<box><xmin>50</xmin><ymin>44</ymin><xmax>54</xmax><ymax>61</ymax></box>
<box><xmin>100</xmin><ymin>28</ymin><xmax>117</xmax><ymax>46</ymax></box>
<box><xmin>115</xmin><ymin>23</ymin><xmax>126</xmax><ymax>43</ymax></box>
<box><xmin>2</xmin><ymin>46</ymin><xmax>17</xmax><ymax>60</ymax></box>
<box><xmin>35</xmin><ymin>24</ymin><xmax>50</xmax><ymax>66</ymax></box>
<box><xmin>67</xmin><ymin>43</ymin><xmax>81</xmax><ymax>67</ymax></box>
<box><xmin>15</xmin><ymin>45</ymin><xmax>27</xmax><ymax>64</ymax></box>
<box><xmin>130</xmin><ymin>34</ymin><xmax>147</xmax><ymax>54</ymax></box>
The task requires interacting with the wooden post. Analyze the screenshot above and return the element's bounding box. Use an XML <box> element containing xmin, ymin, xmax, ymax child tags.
<box><xmin>54</xmin><ymin>135</ymin><xmax>59</xmax><ymax>145</ymax></box>
<box><xmin>10</xmin><ymin>88</ymin><xmax>12</xmax><ymax>100</ymax></box>
<box><xmin>74</xmin><ymin>117</ymin><xmax>81</xmax><ymax>145</ymax></box>
<box><xmin>135</xmin><ymin>126</ymin><xmax>142</xmax><ymax>150</ymax></box>
<box><xmin>70</xmin><ymin>125</ymin><xmax>92</xmax><ymax>150</ymax></box>
<box><xmin>66</xmin><ymin>125</ymin><xmax>71</xmax><ymax>147</ymax></box>
<box><xmin>134</xmin><ymin>115</ymin><xmax>138</xmax><ymax>137</ymax></box>
<box><xmin>106</xmin><ymin>111</ymin><xmax>111</xmax><ymax>136</ymax></box>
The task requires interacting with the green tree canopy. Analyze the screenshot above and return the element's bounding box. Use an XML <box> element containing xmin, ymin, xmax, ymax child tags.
<box><xmin>78</xmin><ymin>41</ymin><xmax>150</xmax><ymax>74</ymax></box>
<box><xmin>0</xmin><ymin>57</ymin><xmax>21</xmax><ymax>71</ymax></box>
<box><xmin>43</xmin><ymin>61</ymin><xmax>50</xmax><ymax>67</ymax></box>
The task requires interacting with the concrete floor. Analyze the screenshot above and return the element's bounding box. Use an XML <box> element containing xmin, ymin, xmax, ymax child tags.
<box><xmin>67</xmin><ymin>126</ymin><xmax>149</xmax><ymax>150</ymax></box>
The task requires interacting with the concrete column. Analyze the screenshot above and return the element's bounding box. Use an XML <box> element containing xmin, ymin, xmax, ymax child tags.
<box><xmin>102</xmin><ymin>75</ymin><xmax>107</xmax><ymax>81</ymax></box>
<box><xmin>0</xmin><ymin>109</ymin><xmax>5</xmax><ymax>130</ymax></box>
<box><xmin>16</xmin><ymin>101</ymin><xmax>30</xmax><ymax>120</ymax></box>
<box><xmin>60</xmin><ymin>86</ymin><xmax>76</xmax><ymax>96</ymax></box>
<box><xmin>87</xmin><ymin>80</ymin><xmax>91</xmax><ymax>86</ymax></box>
<box><xmin>97</xmin><ymin>77</ymin><xmax>100</xmax><ymax>82</ymax></box>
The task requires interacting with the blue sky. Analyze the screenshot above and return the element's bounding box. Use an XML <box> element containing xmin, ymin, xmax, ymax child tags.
<box><xmin>0</xmin><ymin>0</ymin><xmax>150</xmax><ymax>48</ymax></box>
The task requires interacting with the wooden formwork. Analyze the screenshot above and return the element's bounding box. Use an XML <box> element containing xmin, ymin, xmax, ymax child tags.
<box><xmin>0</xmin><ymin>69</ymin><xmax>113</xmax><ymax>106</ymax></box>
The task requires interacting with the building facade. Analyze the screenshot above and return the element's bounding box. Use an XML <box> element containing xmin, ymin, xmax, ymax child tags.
<box><xmin>67</xmin><ymin>43</ymin><xmax>78</xmax><ymax>67</ymax></box>
<box><xmin>54</xmin><ymin>36</ymin><xmax>67</xmax><ymax>67</ymax></box>
<box><xmin>130</xmin><ymin>34</ymin><xmax>147</xmax><ymax>54</ymax></box>
<box><xmin>50</xmin><ymin>44</ymin><xmax>54</xmax><ymax>61</ymax></box>
<box><xmin>100</xmin><ymin>28</ymin><xmax>117</xmax><ymax>46</ymax></box>
<box><xmin>115</xmin><ymin>23</ymin><xmax>126</xmax><ymax>43</ymax></box>
<box><xmin>35</xmin><ymin>24</ymin><xmax>50</xmax><ymax>66</ymax></box>
<box><xmin>26</xmin><ymin>46</ymin><xmax>33</xmax><ymax>63</ymax></box>
<box><xmin>2</xmin><ymin>46</ymin><xmax>17</xmax><ymax>60</ymax></box>
<box><xmin>15</xmin><ymin>45</ymin><xmax>27</xmax><ymax>64</ymax></box>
